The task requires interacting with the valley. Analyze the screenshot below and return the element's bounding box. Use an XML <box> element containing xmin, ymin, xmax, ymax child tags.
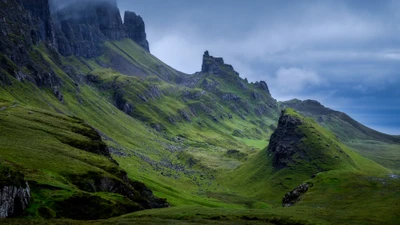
<box><xmin>0</xmin><ymin>0</ymin><xmax>399</xmax><ymax>224</ymax></box>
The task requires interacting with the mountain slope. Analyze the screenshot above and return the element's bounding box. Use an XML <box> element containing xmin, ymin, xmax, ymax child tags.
<box><xmin>281</xmin><ymin>99</ymin><xmax>400</xmax><ymax>143</ymax></box>
<box><xmin>0</xmin><ymin>0</ymin><xmax>399</xmax><ymax>224</ymax></box>
<box><xmin>281</xmin><ymin>99</ymin><xmax>400</xmax><ymax>172</ymax></box>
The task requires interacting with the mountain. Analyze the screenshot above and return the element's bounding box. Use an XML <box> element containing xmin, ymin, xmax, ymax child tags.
<box><xmin>281</xmin><ymin>99</ymin><xmax>400</xmax><ymax>143</ymax></box>
<box><xmin>281</xmin><ymin>99</ymin><xmax>400</xmax><ymax>171</ymax></box>
<box><xmin>0</xmin><ymin>0</ymin><xmax>399</xmax><ymax>224</ymax></box>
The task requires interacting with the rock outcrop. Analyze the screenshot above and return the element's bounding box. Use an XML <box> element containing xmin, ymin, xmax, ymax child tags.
<box><xmin>254</xmin><ymin>81</ymin><xmax>270</xmax><ymax>95</ymax></box>
<box><xmin>267</xmin><ymin>110</ymin><xmax>305</xmax><ymax>169</ymax></box>
<box><xmin>124</xmin><ymin>11</ymin><xmax>149</xmax><ymax>52</ymax></box>
<box><xmin>282</xmin><ymin>183</ymin><xmax>309</xmax><ymax>207</ymax></box>
<box><xmin>0</xmin><ymin>165</ymin><xmax>31</xmax><ymax>218</ymax></box>
<box><xmin>201</xmin><ymin>51</ymin><xmax>239</xmax><ymax>77</ymax></box>
<box><xmin>20</xmin><ymin>0</ymin><xmax>55</xmax><ymax>45</ymax></box>
<box><xmin>14</xmin><ymin>0</ymin><xmax>152</xmax><ymax>59</ymax></box>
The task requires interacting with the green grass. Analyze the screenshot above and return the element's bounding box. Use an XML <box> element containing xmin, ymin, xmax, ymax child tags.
<box><xmin>0</xmin><ymin>38</ymin><xmax>398</xmax><ymax>225</ymax></box>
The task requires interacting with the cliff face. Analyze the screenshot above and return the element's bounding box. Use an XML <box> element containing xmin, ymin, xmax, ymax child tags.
<box><xmin>0</xmin><ymin>165</ymin><xmax>31</xmax><ymax>218</ymax></box>
<box><xmin>0</xmin><ymin>0</ymin><xmax>61</xmax><ymax>90</ymax></box>
<box><xmin>20</xmin><ymin>0</ymin><xmax>55</xmax><ymax>46</ymax></box>
<box><xmin>201</xmin><ymin>51</ymin><xmax>239</xmax><ymax>77</ymax></box>
<box><xmin>51</xmin><ymin>0</ymin><xmax>150</xmax><ymax>57</ymax></box>
<box><xmin>124</xmin><ymin>11</ymin><xmax>149</xmax><ymax>52</ymax></box>
<box><xmin>16</xmin><ymin>0</ymin><xmax>151</xmax><ymax>58</ymax></box>
<box><xmin>267</xmin><ymin>110</ymin><xmax>305</xmax><ymax>169</ymax></box>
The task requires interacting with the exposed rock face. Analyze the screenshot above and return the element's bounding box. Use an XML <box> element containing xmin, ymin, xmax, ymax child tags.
<box><xmin>201</xmin><ymin>51</ymin><xmax>239</xmax><ymax>77</ymax></box>
<box><xmin>52</xmin><ymin>0</ymin><xmax>123</xmax><ymax>57</ymax></box>
<box><xmin>124</xmin><ymin>11</ymin><xmax>149</xmax><ymax>52</ymax></box>
<box><xmin>0</xmin><ymin>0</ymin><xmax>62</xmax><ymax>89</ymax></box>
<box><xmin>13</xmin><ymin>0</ymin><xmax>152</xmax><ymax>59</ymax></box>
<box><xmin>282</xmin><ymin>183</ymin><xmax>309</xmax><ymax>207</ymax></box>
<box><xmin>20</xmin><ymin>0</ymin><xmax>55</xmax><ymax>45</ymax></box>
<box><xmin>254</xmin><ymin>81</ymin><xmax>270</xmax><ymax>95</ymax></box>
<box><xmin>114</xmin><ymin>91</ymin><xmax>134</xmax><ymax>115</ymax></box>
<box><xmin>221</xmin><ymin>93</ymin><xmax>240</xmax><ymax>101</ymax></box>
<box><xmin>0</xmin><ymin>183</ymin><xmax>31</xmax><ymax>218</ymax></box>
<box><xmin>0</xmin><ymin>165</ymin><xmax>31</xmax><ymax>218</ymax></box>
<box><xmin>267</xmin><ymin>110</ymin><xmax>305</xmax><ymax>169</ymax></box>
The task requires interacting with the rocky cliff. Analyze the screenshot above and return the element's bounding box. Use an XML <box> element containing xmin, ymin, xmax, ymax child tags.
<box><xmin>267</xmin><ymin>110</ymin><xmax>305</xmax><ymax>169</ymax></box>
<box><xmin>124</xmin><ymin>11</ymin><xmax>149</xmax><ymax>52</ymax></box>
<box><xmin>201</xmin><ymin>50</ymin><xmax>239</xmax><ymax>77</ymax></box>
<box><xmin>17</xmin><ymin>0</ymin><xmax>151</xmax><ymax>58</ymax></box>
<box><xmin>0</xmin><ymin>0</ymin><xmax>61</xmax><ymax>90</ymax></box>
<box><xmin>20</xmin><ymin>0</ymin><xmax>55</xmax><ymax>46</ymax></box>
<box><xmin>0</xmin><ymin>164</ymin><xmax>31</xmax><ymax>218</ymax></box>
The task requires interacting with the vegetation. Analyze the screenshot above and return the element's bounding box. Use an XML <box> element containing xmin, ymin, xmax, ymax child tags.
<box><xmin>0</xmin><ymin>36</ymin><xmax>398</xmax><ymax>225</ymax></box>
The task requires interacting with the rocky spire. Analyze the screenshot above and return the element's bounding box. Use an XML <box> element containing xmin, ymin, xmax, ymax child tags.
<box><xmin>124</xmin><ymin>11</ymin><xmax>150</xmax><ymax>52</ymax></box>
<box><xmin>201</xmin><ymin>50</ymin><xmax>235</xmax><ymax>75</ymax></box>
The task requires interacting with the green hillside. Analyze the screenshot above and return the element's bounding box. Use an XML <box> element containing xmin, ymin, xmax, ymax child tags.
<box><xmin>0</xmin><ymin>0</ymin><xmax>399</xmax><ymax>224</ymax></box>
<box><xmin>281</xmin><ymin>99</ymin><xmax>400</xmax><ymax>172</ymax></box>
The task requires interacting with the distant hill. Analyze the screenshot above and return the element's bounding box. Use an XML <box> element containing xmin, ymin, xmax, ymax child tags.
<box><xmin>281</xmin><ymin>99</ymin><xmax>400</xmax><ymax>143</ymax></box>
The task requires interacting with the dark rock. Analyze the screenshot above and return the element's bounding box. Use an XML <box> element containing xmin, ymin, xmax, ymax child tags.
<box><xmin>201</xmin><ymin>51</ymin><xmax>239</xmax><ymax>77</ymax></box>
<box><xmin>226</xmin><ymin>149</ymin><xmax>248</xmax><ymax>159</ymax></box>
<box><xmin>179</xmin><ymin>109</ymin><xmax>191</xmax><ymax>122</ymax></box>
<box><xmin>20</xmin><ymin>0</ymin><xmax>152</xmax><ymax>58</ymax></box>
<box><xmin>145</xmin><ymin>85</ymin><xmax>162</xmax><ymax>100</ymax></box>
<box><xmin>252</xmin><ymin>92</ymin><xmax>261</xmax><ymax>100</ymax></box>
<box><xmin>0</xmin><ymin>165</ymin><xmax>31</xmax><ymax>218</ymax></box>
<box><xmin>182</xmin><ymin>90</ymin><xmax>205</xmax><ymax>100</ymax></box>
<box><xmin>201</xmin><ymin>78</ymin><xmax>219</xmax><ymax>91</ymax></box>
<box><xmin>267</xmin><ymin>110</ymin><xmax>305</xmax><ymax>169</ymax></box>
<box><xmin>137</xmin><ymin>93</ymin><xmax>148</xmax><ymax>102</ymax></box>
<box><xmin>124</xmin><ymin>11</ymin><xmax>149</xmax><ymax>52</ymax></box>
<box><xmin>52</xmin><ymin>86</ymin><xmax>64</xmax><ymax>103</ymax></box>
<box><xmin>254</xmin><ymin>81</ymin><xmax>270</xmax><ymax>95</ymax></box>
<box><xmin>114</xmin><ymin>91</ymin><xmax>134</xmax><ymax>115</ymax></box>
<box><xmin>58</xmin><ymin>123</ymin><xmax>112</xmax><ymax>158</ymax></box>
<box><xmin>282</xmin><ymin>183</ymin><xmax>309</xmax><ymax>207</ymax></box>
<box><xmin>20</xmin><ymin>0</ymin><xmax>55</xmax><ymax>45</ymax></box>
<box><xmin>221</xmin><ymin>93</ymin><xmax>240</xmax><ymax>101</ymax></box>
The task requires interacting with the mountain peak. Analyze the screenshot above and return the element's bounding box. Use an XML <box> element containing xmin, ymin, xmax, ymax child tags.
<box><xmin>201</xmin><ymin>51</ymin><xmax>238</xmax><ymax>76</ymax></box>
<box><xmin>124</xmin><ymin>11</ymin><xmax>149</xmax><ymax>52</ymax></box>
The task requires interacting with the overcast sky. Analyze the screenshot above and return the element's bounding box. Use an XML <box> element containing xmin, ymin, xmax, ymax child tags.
<box><xmin>118</xmin><ymin>0</ymin><xmax>400</xmax><ymax>135</ymax></box>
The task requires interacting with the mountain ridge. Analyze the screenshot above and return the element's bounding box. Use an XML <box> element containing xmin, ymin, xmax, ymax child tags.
<box><xmin>0</xmin><ymin>0</ymin><xmax>399</xmax><ymax>224</ymax></box>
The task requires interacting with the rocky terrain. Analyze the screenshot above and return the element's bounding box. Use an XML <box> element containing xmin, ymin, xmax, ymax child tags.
<box><xmin>0</xmin><ymin>0</ymin><xmax>398</xmax><ymax>224</ymax></box>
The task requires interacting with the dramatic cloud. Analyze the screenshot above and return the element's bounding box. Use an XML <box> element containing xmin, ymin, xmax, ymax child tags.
<box><xmin>118</xmin><ymin>0</ymin><xmax>400</xmax><ymax>134</ymax></box>
<box><xmin>269</xmin><ymin>67</ymin><xmax>324</xmax><ymax>95</ymax></box>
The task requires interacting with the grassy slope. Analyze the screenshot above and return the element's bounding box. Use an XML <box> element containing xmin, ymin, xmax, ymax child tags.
<box><xmin>281</xmin><ymin>99</ymin><xmax>400</xmax><ymax>173</ymax></box>
<box><xmin>0</xmin><ymin>39</ymin><xmax>398</xmax><ymax>224</ymax></box>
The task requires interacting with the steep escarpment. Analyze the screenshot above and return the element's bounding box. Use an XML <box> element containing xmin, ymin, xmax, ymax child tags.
<box><xmin>0</xmin><ymin>0</ymin><xmax>61</xmax><ymax>92</ymax></box>
<box><xmin>124</xmin><ymin>11</ymin><xmax>149</xmax><ymax>52</ymax></box>
<box><xmin>18</xmin><ymin>0</ymin><xmax>151</xmax><ymax>59</ymax></box>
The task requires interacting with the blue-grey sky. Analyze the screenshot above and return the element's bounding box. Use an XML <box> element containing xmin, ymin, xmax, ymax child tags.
<box><xmin>118</xmin><ymin>0</ymin><xmax>400</xmax><ymax>135</ymax></box>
